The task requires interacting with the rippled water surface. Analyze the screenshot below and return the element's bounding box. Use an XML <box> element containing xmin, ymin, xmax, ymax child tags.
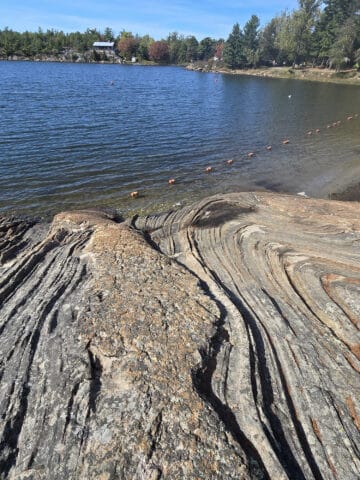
<box><xmin>0</xmin><ymin>61</ymin><xmax>359</xmax><ymax>218</ymax></box>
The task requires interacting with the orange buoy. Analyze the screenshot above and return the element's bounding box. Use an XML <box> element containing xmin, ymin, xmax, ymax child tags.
<box><xmin>205</xmin><ymin>166</ymin><xmax>213</xmax><ymax>173</ymax></box>
<box><xmin>282</xmin><ymin>139</ymin><xmax>290</xmax><ymax>145</ymax></box>
<box><xmin>168</xmin><ymin>178</ymin><xmax>175</xmax><ymax>185</ymax></box>
<box><xmin>226</xmin><ymin>159</ymin><xmax>234</xmax><ymax>165</ymax></box>
<box><xmin>248</xmin><ymin>152</ymin><xmax>255</xmax><ymax>158</ymax></box>
<box><xmin>130</xmin><ymin>191</ymin><xmax>139</xmax><ymax>198</ymax></box>
<box><xmin>266</xmin><ymin>145</ymin><xmax>272</xmax><ymax>151</ymax></box>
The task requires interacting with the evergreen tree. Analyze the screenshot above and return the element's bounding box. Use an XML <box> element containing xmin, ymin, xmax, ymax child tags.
<box><xmin>167</xmin><ymin>32</ymin><xmax>183</xmax><ymax>64</ymax></box>
<box><xmin>198</xmin><ymin>37</ymin><xmax>216</xmax><ymax>60</ymax></box>
<box><xmin>259</xmin><ymin>18</ymin><xmax>281</xmax><ymax>65</ymax></box>
<box><xmin>243</xmin><ymin>15</ymin><xmax>260</xmax><ymax>67</ymax></box>
<box><xmin>315</xmin><ymin>0</ymin><xmax>359</xmax><ymax>64</ymax></box>
<box><xmin>329</xmin><ymin>16</ymin><xmax>360</xmax><ymax>69</ymax></box>
<box><xmin>184</xmin><ymin>36</ymin><xmax>199</xmax><ymax>62</ymax></box>
<box><xmin>0</xmin><ymin>28</ymin><xmax>20</xmax><ymax>56</ymax></box>
<box><xmin>177</xmin><ymin>41</ymin><xmax>188</xmax><ymax>63</ymax></box>
<box><xmin>103</xmin><ymin>27</ymin><xmax>115</xmax><ymax>42</ymax></box>
<box><xmin>223</xmin><ymin>23</ymin><xmax>245</xmax><ymax>68</ymax></box>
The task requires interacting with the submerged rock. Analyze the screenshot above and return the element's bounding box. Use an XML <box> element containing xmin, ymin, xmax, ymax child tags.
<box><xmin>0</xmin><ymin>192</ymin><xmax>359</xmax><ymax>479</ymax></box>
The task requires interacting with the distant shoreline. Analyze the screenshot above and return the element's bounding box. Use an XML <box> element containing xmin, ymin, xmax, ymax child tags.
<box><xmin>0</xmin><ymin>54</ymin><xmax>123</xmax><ymax>65</ymax></box>
<box><xmin>187</xmin><ymin>64</ymin><xmax>360</xmax><ymax>86</ymax></box>
<box><xmin>3</xmin><ymin>56</ymin><xmax>360</xmax><ymax>86</ymax></box>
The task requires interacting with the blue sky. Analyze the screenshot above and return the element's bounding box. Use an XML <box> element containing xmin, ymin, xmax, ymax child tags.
<box><xmin>1</xmin><ymin>0</ymin><xmax>300</xmax><ymax>39</ymax></box>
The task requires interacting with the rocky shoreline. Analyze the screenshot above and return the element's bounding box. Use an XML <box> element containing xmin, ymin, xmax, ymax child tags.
<box><xmin>0</xmin><ymin>191</ymin><xmax>359</xmax><ymax>479</ymax></box>
<box><xmin>0</xmin><ymin>52</ymin><xmax>123</xmax><ymax>64</ymax></box>
<box><xmin>3</xmin><ymin>56</ymin><xmax>360</xmax><ymax>85</ymax></box>
<box><xmin>187</xmin><ymin>64</ymin><xmax>360</xmax><ymax>86</ymax></box>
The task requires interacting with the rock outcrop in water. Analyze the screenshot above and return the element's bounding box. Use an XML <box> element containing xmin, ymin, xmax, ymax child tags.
<box><xmin>0</xmin><ymin>192</ymin><xmax>359</xmax><ymax>479</ymax></box>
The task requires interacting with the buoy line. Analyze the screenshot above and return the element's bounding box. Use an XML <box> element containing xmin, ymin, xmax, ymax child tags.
<box><xmin>129</xmin><ymin>113</ymin><xmax>358</xmax><ymax>199</ymax></box>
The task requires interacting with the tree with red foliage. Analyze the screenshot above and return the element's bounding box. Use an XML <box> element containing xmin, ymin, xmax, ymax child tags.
<box><xmin>214</xmin><ymin>41</ymin><xmax>225</xmax><ymax>60</ymax></box>
<box><xmin>117</xmin><ymin>36</ymin><xmax>138</xmax><ymax>60</ymax></box>
<box><xmin>148</xmin><ymin>40</ymin><xmax>170</xmax><ymax>63</ymax></box>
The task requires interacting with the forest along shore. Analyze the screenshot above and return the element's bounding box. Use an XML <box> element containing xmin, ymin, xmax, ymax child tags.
<box><xmin>2</xmin><ymin>56</ymin><xmax>360</xmax><ymax>86</ymax></box>
<box><xmin>187</xmin><ymin>64</ymin><xmax>360</xmax><ymax>86</ymax></box>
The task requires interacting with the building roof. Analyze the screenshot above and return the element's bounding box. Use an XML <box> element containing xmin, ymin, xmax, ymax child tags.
<box><xmin>93</xmin><ymin>42</ymin><xmax>115</xmax><ymax>47</ymax></box>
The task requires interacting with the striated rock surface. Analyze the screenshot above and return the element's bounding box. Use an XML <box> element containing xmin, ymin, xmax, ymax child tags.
<box><xmin>0</xmin><ymin>193</ymin><xmax>359</xmax><ymax>479</ymax></box>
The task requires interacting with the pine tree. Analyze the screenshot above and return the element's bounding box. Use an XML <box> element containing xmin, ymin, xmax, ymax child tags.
<box><xmin>315</xmin><ymin>0</ymin><xmax>359</xmax><ymax>64</ymax></box>
<box><xmin>223</xmin><ymin>23</ymin><xmax>246</xmax><ymax>68</ymax></box>
<box><xmin>259</xmin><ymin>18</ymin><xmax>281</xmax><ymax>65</ymax></box>
<box><xmin>243</xmin><ymin>15</ymin><xmax>260</xmax><ymax>67</ymax></box>
<box><xmin>329</xmin><ymin>16</ymin><xmax>360</xmax><ymax>69</ymax></box>
<box><xmin>198</xmin><ymin>37</ymin><xmax>216</xmax><ymax>61</ymax></box>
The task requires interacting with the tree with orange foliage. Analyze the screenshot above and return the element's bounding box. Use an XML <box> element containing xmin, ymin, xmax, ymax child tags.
<box><xmin>117</xmin><ymin>34</ymin><xmax>138</xmax><ymax>60</ymax></box>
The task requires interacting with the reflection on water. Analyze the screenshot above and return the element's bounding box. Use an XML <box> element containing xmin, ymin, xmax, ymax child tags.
<box><xmin>0</xmin><ymin>61</ymin><xmax>359</xmax><ymax>218</ymax></box>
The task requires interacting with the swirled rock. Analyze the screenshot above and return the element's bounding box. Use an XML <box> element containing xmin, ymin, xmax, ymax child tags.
<box><xmin>0</xmin><ymin>193</ymin><xmax>359</xmax><ymax>479</ymax></box>
<box><xmin>134</xmin><ymin>192</ymin><xmax>360</xmax><ymax>480</ymax></box>
<box><xmin>0</xmin><ymin>209</ymin><xmax>252</xmax><ymax>479</ymax></box>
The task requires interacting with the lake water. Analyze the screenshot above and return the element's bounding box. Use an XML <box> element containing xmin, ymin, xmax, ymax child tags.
<box><xmin>0</xmin><ymin>61</ymin><xmax>359</xmax><ymax>219</ymax></box>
